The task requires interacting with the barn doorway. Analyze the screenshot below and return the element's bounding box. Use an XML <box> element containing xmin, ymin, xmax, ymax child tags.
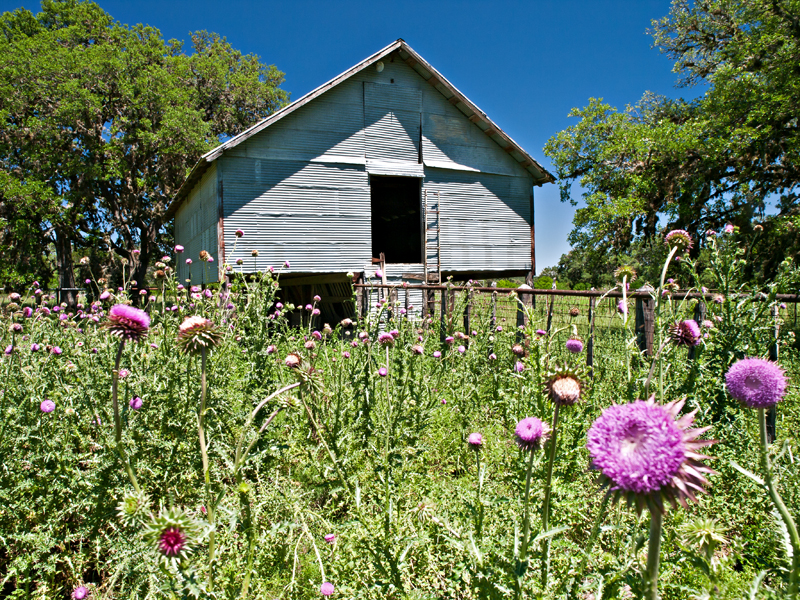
<box><xmin>370</xmin><ymin>176</ymin><xmax>422</xmax><ymax>263</ymax></box>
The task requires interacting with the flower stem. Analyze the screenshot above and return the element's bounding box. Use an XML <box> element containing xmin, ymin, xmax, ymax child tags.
<box><xmin>198</xmin><ymin>348</ymin><xmax>216</xmax><ymax>590</ymax></box>
<box><xmin>112</xmin><ymin>340</ymin><xmax>140</xmax><ymax>493</ymax></box>
<box><xmin>540</xmin><ymin>403</ymin><xmax>560</xmax><ymax>588</ymax></box>
<box><xmin>517</xmin><ymin>448</ymin><xmax>536</xmax><ymax>597</ymax></box>
<box><xmin>759</xmin><ymin>408</ymin><xmax>800</xmax><ymax>597</ymax></box>
<box><xmin>474</xmin><ymin>448</ymin><xmax>483</xmax><ymax>541</ymax></box>
<box><xmin>560</xmin><ymin>493</ymin><xmax>610</xmax><ymax>599</ymax></box>
<box><xmin>645</xmin><ymin>509</ymin><xmax>663</xmax><ymax>600</ymax></box>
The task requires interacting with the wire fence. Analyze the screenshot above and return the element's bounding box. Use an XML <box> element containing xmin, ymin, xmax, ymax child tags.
<box><xmin>354</xmin><ymin>283</ymin><xmax>800</xmax><ymax>371</ymax></box>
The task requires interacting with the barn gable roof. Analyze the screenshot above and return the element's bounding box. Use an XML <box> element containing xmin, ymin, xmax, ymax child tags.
<box><xmin>169</xmin><ymin>38</ymin><xmax>554</xmax><ymax>216</ymax></box>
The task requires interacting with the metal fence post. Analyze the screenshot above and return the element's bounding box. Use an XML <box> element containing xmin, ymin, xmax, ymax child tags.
<box><xmin>546</xmin><ymin>296</ymin><xmax>555</xmax><ymax>332</ymax></box>
<box><xmin>464</xmin><ymin>289</ymin><xmax>472</xmax><ymax>335</ymax></box>
<box><xmin>635</xmin><ymin>285</ymin><xmax>655</xmax><ymax>356</ymax></box>
<box><xmin>491</xmin><ymin>283</ymin><xmax>497</xmax><ymax>330</ymax></box>
<box><xmin>440</xmin><ymin>288</ymin><xmax>447</xmax><ymax>344</ymax></box>
<box><xmin>688</xmin><ymin>300</ymin><xmax>706</xmax><ymax>360</ymax></box>
<box><xmin>587</xmin><ymin>296</ymin><xmax>595</xmax><ymax>377</ymax></box>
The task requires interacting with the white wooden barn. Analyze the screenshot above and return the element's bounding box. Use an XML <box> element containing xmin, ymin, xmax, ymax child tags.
<box><xmin>168</xmin><ymin>39</ymin><xmax>553</xmax><ymax>321</ymax></box>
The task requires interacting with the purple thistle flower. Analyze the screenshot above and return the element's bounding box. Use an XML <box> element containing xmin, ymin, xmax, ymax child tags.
<box><xmin>235</xmin><ymin>229</ymin><xmax>244</xmax><ymax>238</ymax></box>
<box><xmin>158</xmin><ymin>527</ymin><xmax>186</xmax><ymax>557</ymax></box>
<box><xmin>105</xmin><ymin>304</ymin><xmax>150</xmax><ymax>342</ymax></box>
<box><xmin>389</xmin><ymin>329</ymin><xmax>400</xmax><ymax>338</ymax></box>
<box><xmin>312</xmin><ymin>308</ymin><xmax>320</xmax><ymax>316</ymax></box>
<box><xmin>40</xmin><ymin>399</ymin><xmax>55</xmax><ymax>413</ymax></box>
<box><xmin>458</xmin><ymin>345</ymin><xmax>466</xmax><ymax>354</ymax></box>
<box><xmin>514</xmin><ymin>361</ymin><xmax>524</xmax><ymax>373</ymax></box>
<box><xmin>488</xmin><ymin>353</ymin><xmax>497</xmax><ymax>360</ymax></box>
<box><xmin>284</xmin><ymin>261</ymin><xmax>290</xmax><ymax>268</ymax></box>
<box><xmin>468</xmin><ymin>432</ymin><xmax>483</xmax><ymax>447</ymax></box>
<box><xmin>725</xmin><ymin>358</ymin><xmax>787</xmax><ymax>409</ymax></box>
<box><xmin>72</xmin><ymin>586</ymin><xmax>89</xmax><ymax>600</ymax></box>
<box><xmin>99</xmin><ymin>291</ymin><xmax>111</xmax><ymax>300</ymax></box>
<box><xmin>669</xmin><ymin>319</ymin><xmax>701</xmax><ymax>347</ymax></box>
<box><xmin>312</xmin><ymin>330</ymin><xmax>322</xmax><ymax>341</ymax></box>
<box><xmin>324</xmin><ymin>533</ymin><xmax>336</xmax><ymax>544</ymax></box>
<box><xmin>433</xmin><ymin>350</ymin><xmax>442</xmax><ymax>358</ymax></box>
<box><xmin>378</xmin><ymin>332</ymin><xmax>394</xmax><ymax>345</ymax></box>
<box><xmin>445</xmin><ymin>336</ymin><xmax>454</xmax><ymax>345</ymax></box>
<box><xmin>514</xmin><ymin>417</ymin><xmax>549</xmax><ymax>451</ymax></box>
<box><xmin>375</xmin><ymin>269</ymin><xmax>383</xmax><ymax>278</ymax></box>
<box><xmin>175</xmin><ymin>245</ymin><xmax>184</xmax><ymax>253</ymax></box>
<box><xmin>31</xmin><ymin>343</ymin><xmax>40</xmax><ymax>352</ymax></box>
<box><xmin>535</xmin><ymin>329</ymin><xmax>546</xmax><ymax>336</ymax></box>
<box><xmin>723</xmin><ymin>223</ymin><xmax>734</xmax><ymax>234</ymax></box>
<box><xmin>617</xmin><ymin>300</ymin><xmax>628</xmax><ymax>315</ymax></box>
<box><xmin>130</xmin><ymin>396</ymin><xmax>143</xmax><ymax>410</ymax></box>
<box><xmin>566</xmin><ymin>338</ymin><xmax>584</xmax><ymax>354</ymax></box>
<box><xmin>378</xmin><ymin>367</ymin><xmax>388</xmax><ymax>377</ymax></box>
<box><xmin>587</xmin><ymin>398</ymin><xmax>716</xmax><ymax>513</ymax></box>
<box><xmin>313</xmin><ymin>295</ymin><xmax>321</xmax><ymax>302</ymax></box>
<box><xmin>3</xmin><ymin>345</ymin><xmax>11</xmax><ymax>356</ymax></box>
<box><xmin>321</xmin><ymin>582</ymin><xmax>335</xmax><ymax>596</ymax></box>
<box><xmin>665</xmin><ymin>229</ymin><xmax>693</xmax><ymax>253</ymax></box>
<box><xmin>186</xmin><ymin>258</ymin><xmax>192</xmax><ymax>265</ymax></box>
<box><xmin>342</xmin><ymin>351</ymin><xmax>350</xmax><ymax>358</ymax></box>
<box><xmin>23</xmin><ymin>306</ymin><xmax>33</xmax><ymax>318</ymax></box>
<box><xmin>51</xmin><ymin>346</ymin><xmax>62</xmax><ymax>355</ymax></box>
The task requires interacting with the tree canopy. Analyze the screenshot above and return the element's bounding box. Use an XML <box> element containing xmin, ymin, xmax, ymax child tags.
<box><xmin>0</xmin><ymin>0</ymin><xmax>289</xmax><ymax>297</ymax></box>
<box><xmin>544</xmin><ymin>0</ymin><xmax>800</xmax><ymax>287</ymax></box>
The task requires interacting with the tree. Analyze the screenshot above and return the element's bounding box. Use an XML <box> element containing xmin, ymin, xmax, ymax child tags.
<box><xmin>544</xmin><ymin>0</ymin><xmax>800</xmax><ymax>284</ymax></box>
<box><xmin>0</xmin><ymin>0</ymin><xmax>289</xmax><ymax>300</ymax></box>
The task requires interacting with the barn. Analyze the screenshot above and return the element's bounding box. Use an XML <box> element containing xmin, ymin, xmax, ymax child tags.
<box><xmin>168</xmin><ymin>39</ymin><xmax>554</xmax><ymax>322</ymax></box>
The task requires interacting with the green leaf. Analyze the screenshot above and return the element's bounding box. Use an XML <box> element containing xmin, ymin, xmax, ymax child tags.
<box><xmin>729</xmin><ymin>460</ymin><xmax>765</xmax><ymax>487</ymax></box>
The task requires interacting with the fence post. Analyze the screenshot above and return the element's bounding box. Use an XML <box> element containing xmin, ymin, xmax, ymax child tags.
<box><xmin>448</xmin><ymin>286</ymin><xmax>456</xmax><ymax>332</ymax></box>
<box><xmin>546</xmin><ymin>295</ymin><xmax>554</xmax><ymax>332</ymax></box>
<box><xmin>587</xmin><ymin>296</ymin><xmax>595</xmax><ymax>377</ymax></box>
<box><xmin>767</xmin><ymin>303</ymin><xmax>780</xmax><ymax>443</ymax></box>
<box><xmin>635</xmin><ymin>285</ymin><xmax>655</xmax><ymax>356</ymax></box>
<box><xmin>355</xmin><ymin>277</ymin><xmax>364</xmax><ymax>320</ymax></box>
<box><xmin>688</xmin><ymin>300</ymin><xmax>706</xmax><ymax>360</ymax></box>
<box><xmin>440</xmin><ymin>288</ymin><xmax>447</xmax><ymax>344</ymax></box>
<box><xmin>491</xmin><ymin>283</ymin><xmax>497</xmax><ymax>330</ymax></box>
<box><xmin>464</xmin><ymin>288</ymin><xmax>472</xmax><ymax>335</ymax></box>
<box><xmin>517</xmin><ymin>284</ymin><xmax>532</xmax><ymax>334</ymax></box>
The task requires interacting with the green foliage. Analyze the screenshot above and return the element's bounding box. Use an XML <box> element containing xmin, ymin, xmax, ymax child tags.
<box><xmin>0</xmin><ymin>240</ymin><xmax>798</xmax><ymax>598</ymax></box>
<box><xmin>0</xmin><ymin>0</ymin><xmax>289</xmax><ymax>291</ymax></box>
<box><xmin>544</xmin><ymin>0</ymin><xmax>800</xmax><ymax>287</ymax></box>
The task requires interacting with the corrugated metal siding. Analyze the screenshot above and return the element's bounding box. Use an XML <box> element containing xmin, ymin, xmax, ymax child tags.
<box><xmin>221</xmin><ymin>156</ymin><xmax>371</xmax><ymax>272</ymax></box>
<box><xmin>364</xmin><ymin>82</ymin><xmax>421</xmax><ymax>164</ymax></box>
<box><xmin>175</xmin><ymin>162</ymin><xmax>219</xmax><ymax>284</ymax></box>
<box><xmin>229</xmin><ymin>78</ymin><xmax>366</xmax><ymax>164</ymax></box>
<box><xmin>424</xmin><ymin>169</ymin><xmax>532</xmax><ymax>272</ymax></box>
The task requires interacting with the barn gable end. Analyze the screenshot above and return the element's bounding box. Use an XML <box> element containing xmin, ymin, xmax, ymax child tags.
<box><xmin>171</xmin><ymin>40</ymin><xmax>552</xmax><ymax>299</ymax></box>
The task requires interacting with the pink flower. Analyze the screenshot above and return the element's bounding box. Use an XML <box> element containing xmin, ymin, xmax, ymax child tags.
<box><xmin>378</xmin><ymin>367</ymin><xmax>388</xmax><ymax>377</ymax></box>
<box><xmin>468</xmin><ymin>432</ymin><xmax>483</xmax><ymax>447</ymax></box>
<box><xmin>175</xmin><ymin>245</ymin><xmax>184</xmax><ymax>253</ymax></box>
<box><xmin>324</xmin><ymin>533</ymin><xmax>335</xmax><ymax>544</ymax></box>
<box><xmin>375</xmin><ymin>269</ymin><xmax>383</xmax><ymax>278</ymax></box>
<box><xmin>321</xmin><ymin>582</ymin><xmax>335</xmax><ymax>596</ymax></box>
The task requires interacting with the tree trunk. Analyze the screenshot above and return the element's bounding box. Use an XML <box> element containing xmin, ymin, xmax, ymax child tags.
<box><xmin>131</xmin><ymin>223</ymin><xmax>158</xmax><ymax>306</ymax></box>
<box><xmin>54</xmin><ymin>226</ymin><xmax>77</xmax><ymax>307</ymax></box>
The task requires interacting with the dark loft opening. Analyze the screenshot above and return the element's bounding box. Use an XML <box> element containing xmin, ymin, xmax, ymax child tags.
<box><xmin>370</xmin><ymin>176</ymin><xmax>422</xmax><ymax>263</ymax></box>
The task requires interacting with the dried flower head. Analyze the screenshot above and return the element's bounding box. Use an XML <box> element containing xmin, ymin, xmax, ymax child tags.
<box><xmin>285</xmin><ymin>353</ymin><xmax>302</xmax><ymax>368</ymax></box>
<box><xmin>176</xmin><ymin>316</ymin><xmax>222</xmax><ymax>355</ymax></box>
<box><xmin>545</xmin><ymin>365</ymin><xmax>587</xmax><ymax>406</ymax></box>
<box><xmin>569</xmin><ymin>306</ymin><xmax>580</xmax><ymax>318</ymax></box>
<box><xmin>665</xmin><ymin>229</ymin><xmax>693</xmax><ymax>253</ymax></box>
<box><xmin>586</xmin><ymin>397</ymin><xmax>716</xmax><ymax>514</ymax></box>
<box><xmin>251</xmin><ymin>250</ymin><xmax>259</xmax><ymax>257</ymax></box>
<box><xmin>669</xmin><ymin>319</ymin><xmax>701</xmax><ymax>347</ymax></box>
<box><xmin>105</xmin><ymin>304</ymin><xmax>150</xmax><ymax>342</ymax></box>
<box><xmin>514</xmin><ymin>417</ymin><xmax>550</xmax><ymax>451</ymax></box>
<box><xmin>725</xmin><ymin>357</ymin><xmax>787</xmax><ymax>409</ymax></box>
<box><xmin>199</xmin><ymin>250</ymin><xmax>210</xmax><ymax>262</ymax></box>
<box><xmin>614</xmin><ymin>265</ymin><xmax>637</xmax><ymax>282</ymax></box>
<box><xmin>512</xmin><ymin>344</ymin><xmax>525</xmax><ymax>356</ymax></box>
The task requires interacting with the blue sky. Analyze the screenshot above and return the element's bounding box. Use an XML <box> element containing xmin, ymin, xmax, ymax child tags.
<box><xmin>1</xmin><ymin>0</ymin><xmax>701</xmax><ymax>270</ymax></box>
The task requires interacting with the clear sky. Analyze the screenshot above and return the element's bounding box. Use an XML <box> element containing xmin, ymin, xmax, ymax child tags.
<box><xmin>0</xmin><ymin>0</ymin><xmax>699</xmax><ymax>271</ymax></box>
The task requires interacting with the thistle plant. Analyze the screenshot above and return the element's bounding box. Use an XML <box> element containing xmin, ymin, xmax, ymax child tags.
<box><xmin>586</xmin><ymin>397</ymin><xmax>717</xmax><ymax>599</ymax></box>
<box><xmin>726</xmin><ymin>357</ymin><xmax>799</xmax><ymax>596</ymax></box>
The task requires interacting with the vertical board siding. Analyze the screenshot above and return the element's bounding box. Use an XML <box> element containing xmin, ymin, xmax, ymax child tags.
<box><xmin>176</xmin><ymin>162</ymin><xmax>219</xmax><ymax>284</ymax></box>
<box><xmin>222</xmin><ymin>156</ymin><xmax>371</xmax><ymax>272</ymax></box>
<box><xmin>424</xmin><ymin>169</ymin><xmax>532</xmax><ymax>272</ymax></box>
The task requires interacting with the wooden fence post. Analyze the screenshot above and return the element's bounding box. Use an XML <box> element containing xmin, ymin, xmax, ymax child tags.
<box><xmin>688</xmin><ymin>300</ymin><xmax>706</xmax><ymax>360</ymax></box>
<box><xmin>448</xmin><ymin>286</ymin><xmax>456</xmax><ymax>332</ymax></box>
<box><xmin>587</xmin><ymin>296</ymin><xmax>595</xmax><ymax>377</ymax></box>
<box><xmin>464</xmin><ymin>289</ymin><xmax>472</xmax><ymax>334</ymax></box>
<box><xmin>517</xmin><ymin>284</ymin><xmax>532</xmax><ymax>334</ymax></box>
<box><xmin>767</xmin><ymin>303</ymin><xmax>780</xmax><ymax>443</ymax></box>
<box><xmin>635</xmin><ymin>285</ymin><xmax>655</xmax><ymax>356</ymax></box>
<box><xmin>491</xmin><ymin>283</ymin><xmax>497</xmax><ymax>330</ymax></box>
<box><xmin>440</xmin><ymin>288</ymin><xmax>447</xmax><ymax>344</ymax></box>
